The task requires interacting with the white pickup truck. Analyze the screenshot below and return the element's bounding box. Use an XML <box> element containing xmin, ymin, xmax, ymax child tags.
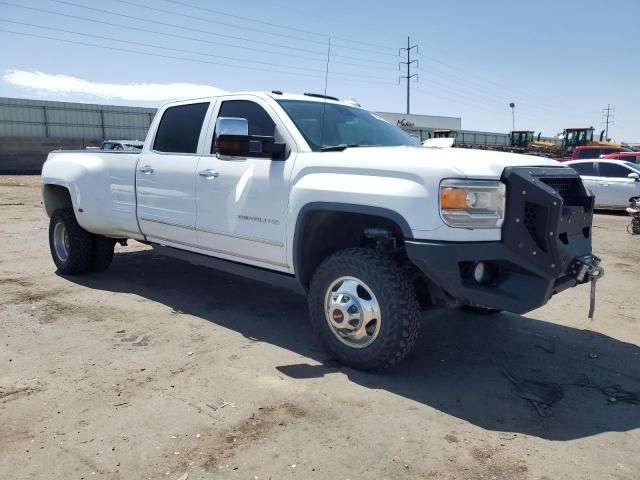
<box><xmin>42</xmin><ymin>91</ymin><xmax>602</xmax><ymax>370</ymax></box>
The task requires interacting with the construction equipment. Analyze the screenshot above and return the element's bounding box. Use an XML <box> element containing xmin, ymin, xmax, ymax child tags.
<box><xmin>508</xmin><ymin>130</ymin><xmax>561</xmax><ymax>156</ymax></box>
<box><xmin>560</xmin><ymin>127</ymin><xmax>620</xmax><ymax>157</ymax></box>
<box><xmin>509</xmin><ymin>130</ymin><xmax>534</xmax><ymax>149</ymax></box>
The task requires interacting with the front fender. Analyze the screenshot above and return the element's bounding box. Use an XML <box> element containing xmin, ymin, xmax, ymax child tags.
<box><xmin>286</xmin><ymin>171</ymin><xmax>438</xmax><ymax>273</ymax></box>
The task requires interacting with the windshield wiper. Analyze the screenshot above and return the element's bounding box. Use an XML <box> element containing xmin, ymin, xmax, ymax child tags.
<box><xmin>320</xmin><ymin>144</ymin><xmax>362</xmax><ymax>152</ymax></box>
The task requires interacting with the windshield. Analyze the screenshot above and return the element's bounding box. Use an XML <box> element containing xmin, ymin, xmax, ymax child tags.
<box><xmin>277</xmin><ymin>100</ymin><xmax>417</xmax><ymax>151</ymax></box>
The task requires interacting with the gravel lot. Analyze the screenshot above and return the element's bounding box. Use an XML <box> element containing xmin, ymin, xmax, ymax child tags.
<box><xmin>1</xmin><ymin>175</ymin><xmax>639</xmax><ymax>480</ymax></box>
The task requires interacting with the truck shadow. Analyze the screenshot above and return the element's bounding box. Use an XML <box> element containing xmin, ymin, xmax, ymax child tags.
<box><xmin>64</xmin><ymin>248</ymin><xmax>640</xmax><ymax>442</ymax></box>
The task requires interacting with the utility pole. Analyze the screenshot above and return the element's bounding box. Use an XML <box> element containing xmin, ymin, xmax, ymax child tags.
<box><xmin>601</xmin><ymin>104</ymin><xmax>615</xmax><ymax>141</ymax></box>
<box><xmin>399</xmin><ymin>36</ymin><xmax>418</xmax><ymax>114</ymax></box>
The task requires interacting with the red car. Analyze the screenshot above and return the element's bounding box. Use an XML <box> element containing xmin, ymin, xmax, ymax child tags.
<box><xmin>553</xmin><ymin>145</ymin><xmax>631</xmax><ymax>162</ymax></box>
<box><xmin>568</xmin><ymin>146</ymin><xmax>632</xmax><ymax>160</ymax></box>
<box><xmin>603</xmin><ymin>151</ymin><xmax>640</xmax><ymax>164</ymax></box>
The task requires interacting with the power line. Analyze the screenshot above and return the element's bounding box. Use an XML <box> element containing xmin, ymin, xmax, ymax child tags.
<box><xmin>108</xmin><ymin>0</ymin><xmax>330</xmax><ymax>47</ymax></box>
<box><xmin>417</xmin><ymin>51</ymin><xmax>592</xmax><ymax>114</ymax></box>
<box><xmin>0</xmin><ymin>20</ymin><xmax>396</xmax><ymax>82</ymax></box>
<box><xmin>159</xmin><ymin>0</ymin><xmax>396</xmax><ymax>53</ymax></box>
<box><xmin>0</xmin><ymin>2</ymin><xmax>395</xmax><ymax>68</ymax></box>
<box><xmin>54</xmin><ymin>0</ymin><xmax>399</xmax><ymax>58</ymax></box>
<box><xmin>0</xmin><ymin>29</ymin><xmax>396</xmax><ymax>86</ymax></box>
<box><xmin>412</xmin><ymin>82</ymin><xmax>552</xmax><ymax>122</ymax></box>
<box><xmin>0</xmin><ymin>20</ymin><xmax>320</xmax><ymax>74</ymax></box>
<box><xmin>399</xmin><ymin>37</ymin><xmax>418</xmax><ymax>114</ymax></box>
<box><xmin>417</xmin><ymin>65</ymin><xmax>581</xmax><ymax>118</ymax></box>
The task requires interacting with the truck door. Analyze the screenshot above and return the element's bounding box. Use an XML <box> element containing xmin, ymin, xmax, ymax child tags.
<box><xmin>195</xmin><ymin>97</ymin><xmax>295</xmax><ymax>271</ymax></box>
<box><xmin>136</xmin><ymin>101</ymin><xmax>210</xmax><ymax>246</ymax></box>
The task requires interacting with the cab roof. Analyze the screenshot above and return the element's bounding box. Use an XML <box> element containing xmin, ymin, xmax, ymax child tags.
<box><xmin>161</xmin><ymin>91</ymin><xmax>347</xmax><ymax>107</ymax></box>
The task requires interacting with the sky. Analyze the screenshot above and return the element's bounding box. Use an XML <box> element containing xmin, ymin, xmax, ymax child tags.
<box><xmin>1</xmin><ymin>0</ymin><xmax>638</xmax><ymax>141</ymax></box>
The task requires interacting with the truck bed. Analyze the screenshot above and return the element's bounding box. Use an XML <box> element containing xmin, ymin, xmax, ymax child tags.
<box><xmin>42</xmin><ymin>150</ymin><xmax>144</xmax><ymax>240</ymax></box>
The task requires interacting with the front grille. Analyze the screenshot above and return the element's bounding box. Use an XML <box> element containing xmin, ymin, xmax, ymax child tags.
<box><xmin>540</xmin><ymin>177</ymin><xmax>581</xmax><ymax>202</ymax></box>
<box><xmin>523</xmin><ymin>202</ymin><xmax>537</xmax><ymax>240</ymax></box>
<box><xmin>523</xmin><ymin>201</ymin><xmax>548</xmax><ymax>252</ymax></box>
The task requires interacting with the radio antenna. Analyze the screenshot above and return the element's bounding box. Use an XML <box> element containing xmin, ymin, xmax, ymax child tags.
<box><xmin>319</xmin><ymin>37</ymin><xmax>331</xmax><ymax>149</ymax></box>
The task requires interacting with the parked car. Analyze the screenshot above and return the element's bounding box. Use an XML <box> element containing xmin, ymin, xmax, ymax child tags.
<box><xmin>602</xmin><ymin>151</ymin><xmax>640</xmax><ymax>164</ymax></box>
<box><xmin>41</xmin><ymin>91</ymin><xmax>602</xmax><ymax>370</ymax></box>
<box><xmin>565</xmin><ymin>145</ymin><xmax>632</xmax><ymax>160</ymax></box>
<box><xmin>566</xmin><ymin>159</ymin><xmax>640</xmax><ymax>210</ymax></box>
<box><xmin>100</xmin><ymin>140</ymin><xmax>144</xmax><ymax>151</ymax></box>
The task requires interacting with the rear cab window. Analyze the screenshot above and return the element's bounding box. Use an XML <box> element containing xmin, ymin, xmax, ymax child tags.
<box><xmin>153</xmin><ymin>102</ymin><xmax>210</xmax><ymax>154</ymax></box>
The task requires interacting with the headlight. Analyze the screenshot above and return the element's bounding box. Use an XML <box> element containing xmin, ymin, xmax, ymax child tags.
<box><xmin>439</xmin><ymin>179</ymin><xmax>506</xmax><ymax>228</ymax></box>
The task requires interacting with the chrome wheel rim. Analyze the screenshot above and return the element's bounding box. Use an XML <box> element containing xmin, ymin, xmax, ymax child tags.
<box><xmin>324</xmin><ymin>276</ymin><xmax>381</xmax><ymax>349</ymax></box>
<box><xmin>53</xmin><ymin>221</ymin><xmax>70</xmax><ymax>262</ymax></box>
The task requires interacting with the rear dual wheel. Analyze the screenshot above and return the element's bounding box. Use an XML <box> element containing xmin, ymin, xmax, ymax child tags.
<box><xmin>49</xmin><ymin>208</ymin><xmax>115</xmax><ymax>274</ymax></box>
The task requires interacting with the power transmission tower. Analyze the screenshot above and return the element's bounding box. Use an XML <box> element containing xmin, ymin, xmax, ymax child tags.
<box><xmin>601</xmin><ymin>104</ymin><xmax>615</xmax><ymax>141</ymax></box>
<box><xmin>399</xmin><ymin>36</ymin><xmax>418</xmax><ymax>114</ymax></box>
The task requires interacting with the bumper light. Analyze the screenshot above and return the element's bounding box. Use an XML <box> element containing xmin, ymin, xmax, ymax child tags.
<box><xmin>473</xmin><ymin>262</ymin><xmax>486</xmax><ymax>283</ymax></box>
<box><xmin>440</xmin><ymin>179</ymin><xmax>506</xmax><ymax>228</ymax></box>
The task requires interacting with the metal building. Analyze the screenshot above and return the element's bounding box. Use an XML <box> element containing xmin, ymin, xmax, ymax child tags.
<box><xmin>0</xmin><ymin>97</ymin><xmax>155</xmax><ymax>140</ymax></box>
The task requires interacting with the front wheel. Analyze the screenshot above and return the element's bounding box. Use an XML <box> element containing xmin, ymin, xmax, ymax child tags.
<box><xmin>308</xmin><ymin>248</ymin><xmax>420</xmax><ymax>371</ymax></box>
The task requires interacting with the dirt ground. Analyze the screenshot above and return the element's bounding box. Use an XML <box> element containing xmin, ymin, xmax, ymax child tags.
<box><xmin>1</xmin><ymin>175</ymin><xmax>639</xmax><ymax>480</ymax></box>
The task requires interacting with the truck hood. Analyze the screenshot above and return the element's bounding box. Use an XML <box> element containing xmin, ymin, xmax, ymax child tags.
<box><xmin>334</xmin><ymin>146</ymin><xmax>566</xmax><ymax>178</ymax></box>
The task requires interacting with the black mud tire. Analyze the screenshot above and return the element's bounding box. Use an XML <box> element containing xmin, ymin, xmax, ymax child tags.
<box><xmin>460</xmin><ymin>305</ymin><xmax>502</xmax><ymax>315</ymax></box>
<box><xmin>49</xmin><ymin>208</ymin><xmax>93</xmax><ymax>275</ymax></box>
<box><xmin>308</xmin><ymin>248</ymin><xmax>420</xmax><ymax>371</ymax></box>
<box><xmin>91</xmin><ymin>236</ymin><xmax>116</xmax><ymax>272</ymax></box>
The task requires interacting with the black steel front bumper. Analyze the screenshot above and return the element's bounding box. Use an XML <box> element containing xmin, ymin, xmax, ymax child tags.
<box><xmin>406</xmin><ymin>166</ymin><xmax>597</xmax><ymax>314</ymax></box>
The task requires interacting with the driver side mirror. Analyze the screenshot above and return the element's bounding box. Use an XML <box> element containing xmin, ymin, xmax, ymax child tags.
<box><xmin>214</xmin><ymin>117</ymin><xmax>286</xmax><ymax>160</ymax></box>
<box><xmin>628</xmin><ymin>172</ymin><xmax>640</xmax><ymax>182</ymax></box>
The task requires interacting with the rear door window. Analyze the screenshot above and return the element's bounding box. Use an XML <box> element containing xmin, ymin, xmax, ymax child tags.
<box><xmin>153</xmin><ymin>102</ymin><xmax>209</xmax><ymax>154</ymax></box>
<box><xmin>570</xmin><ymin>162</ymin><xmax>595</xmax><ymax>176</ymax></box>
<box><xmin>598</xmin><ymin>162</ymin><xmax>632</xmax><ymax>178</ymax></box>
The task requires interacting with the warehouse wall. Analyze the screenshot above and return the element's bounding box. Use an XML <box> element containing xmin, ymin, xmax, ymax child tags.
<box><xmin>0</xmin><ymin>137</ymin><xmax>102</xmax><ymax>174</ymax></box>
<box><xmin>0</xmin><ymin>97</ymin><xmax>155</xmax><ymax>139</ymax></box>
<box><xmin>0</xmin><ymin>97</ymin><xmax>156</xmax><ymax>173</ymax></box>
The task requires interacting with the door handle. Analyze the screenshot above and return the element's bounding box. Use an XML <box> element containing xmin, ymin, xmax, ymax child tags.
<box><xmin>139</xmin><ymin>165</ymin><xmax>154</xmax><ymax>174</ymax></box>
<box><xmin>198</xmin><ymin>169</ymin><xmax>219</xmax><ymax>179</ymax></box>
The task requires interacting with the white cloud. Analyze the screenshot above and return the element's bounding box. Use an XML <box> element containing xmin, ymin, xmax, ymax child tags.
<box><xmin>3</xmin><ymin>70</ymin><xmax>225</xmax><ymax>102</ymax></box>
